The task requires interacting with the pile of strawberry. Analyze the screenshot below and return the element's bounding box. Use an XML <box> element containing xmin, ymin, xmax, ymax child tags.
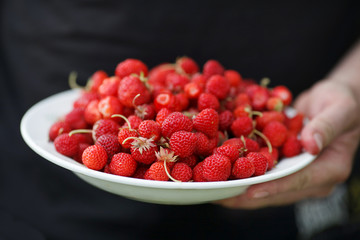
<box><xmin>49</xmin><ymin>57</ymin><xmax>304</xmax><ymax>182</ymax></box>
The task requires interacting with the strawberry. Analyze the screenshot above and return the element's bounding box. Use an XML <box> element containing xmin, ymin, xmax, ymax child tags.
<box><xmin>170</xmin><ymin>163</ymin><xmax>193</xmax><ymax>182</ymax></box>
<box><xmin>115</xmin><ymin>58</ymin><xmax>148</xmax><ymax>78</ymax></box>
<box><xmin>155</xmin><ymin>108</ymin><xmax>172</xmax><ymax>126</ymax></box>
<box><xmin>134</xmin><ymin>103</ymin><xmax>156</xmax><ymax>120</ymax></box>
<box><xmin>197</xmin><ymin>93</ymin><xmax>220</xmax><ymax>111</ymax></box>
<box><xmin>161</xmin><ymin>112</ymin><xmax>193</xmax><ymax>138</ymax></box>
<box><xmin>73</xmin><ymin>91</ymin><xmax>99</xmax><ymax>109</ymax></box>
<box><xmin>153</xmin><ymin>91</ymin><xmax>176</xmax><ymax>111</ymax></box>
<box><xmin>109</xmin><ymin>152</ymin><xmax>138</xmax><ymax>177</ymax></box>
<box><xmin>192</xmin><ymin>161</ymin><xmax>207</xmax><ymax>182</ymax></box>
<box><xmin>145</xmin><ymin>161</ymin><xmax>170</xmax><ymax>181</ymax></box>
<box><xmin>176</xmin><ymin>56</ymin><xmax>199</xmax><ymax>75</ymax></box>
<box><xmin>54</xmin><ymin>133</ymin><xmax>79</xmax><ymax>157</ymax></box>
<box><xmin>155</xmin><ymin>147</ymin><xmax>177</xmax><ymax>169</ymax></box>
<box><xmin>260</xmin><ymin>147</ymin><xmax>279</xmax><ymax>170</ymax></box>
<box><xmin>177</xmin><ymin>155</ymin><xmax>198</xmax><ymax>168</ymax></box>
<box><xmin>246</xmin><ymin>152</ymin><xmax>268</xmax><ymax>176</ymax></box>
<box><xmin>98</xmin><ymin>76</ymin><xmax>121</xmax><ymax>98</ymax></box>
<box><xmin>193</xmin><ymin>108</ymin><xmax>219</xmax><ymax>138</ymax></box>
<box><xmin>194</xmin><ymin>132</ymin><xmax>212</xmax><ymax>157</ymax></box>
<box><xmin>95</xmin><ymin>134</ymin><xmax>121</xmax><ymax>160</ymax></box>
<box><xmin>174</xmin><ymin>92</ymin><xmax>189</xmax><ymax>111</ymax></box>
<box><xmin>266</xmin><ymin>97</ymin><xmax>284</xmax><ymax>111</ymax></box>
<box><xmin>130</xmin><ymin>137</ymin><xmax>158</xmax><ymax>165</ymax></box>
<box><xmin>98</xmin><ymin>96</ymin><xmax>123</xmax><ymax>120</ymax></box>
<box><xmin>255</xmin><ymin>111</ymin><xmax>285</xmax><ymax>131</ymax></box>
<box><xmin>271</xmin><ymin>85</ymin><xmax>292</xmax><ymax>106</ymax></box>
<box><xmin>203</xmin><ymin>59</ymin><xmax>225</xmax><ymax>79</ymax></box>
<box><xmin>122</xmin><ymin>115</ymin><xmax>142</xmax><ymax>130</ymax></box>
<box><xmin>218</xmin><ymin>110</ymin><xmax>235</xmax><ymax>131</ymax></box>
<box><xmin>232</xmin><ymin>157</ymin><xmax>255</xmax><ymax>179</ymax></box>
<box><xmin>84</xmin><ymin>99</ymin><xmax>102</xmax><ymax>125</ymax></box>
<box><xmin>243</xmin><ymin>137</ymin><xmax>260</xmax><ymax>154</ymax></box>
<box><xmin>281</xmin><ymin>135</ymin><xmax>302</xmax><ymax>158</ymax></box>
<box><xmin>118</xmin><ymin>75</ymin><xmax>151</xmax><ymax>108</ymax></box>
<box><xmin>73</xmin><ymin>143</ymin><xmax>91</xmax><ymax>163</ymax></box>
<box><xmin>184</xmin><ymin>82</ymin><xmax>203</xmax><ymax>99</ymax></box>
<box><xmin>251</xmin><ymin>86</ymin><xmax>270</xmax><ymax>111</ymax></box>
<box><xmin>213</xmin><ymin>144</ymin><xmax>239</xmax><ymax>163</ymax></box>
<box><xmin>230</xmin><ymin>116</ymin><xmax>253</xmax><ymax>137</ymax></box>
<box><xmin>165</xmin><ymin>72</ymin><xmax>190</xmax><ymax>92</ymax></box>
<box><xmin>285</xmin><ymin>113</ymin><xmax>304</xmax><ymax>135</ymax></box>
<box><xmin>82</xmin><ymin>145</ymin><xmax>108</xmax><ymax>170</ymax></box>
<box><xmin>64</xmin><ymin>107</ymin><xmax>88</xmax><ymax>130</ymax></box>
<box><xmin>191</xmin><ymin>73</ymin><xmax>207</xmax><ymax>89</ymax></box>
<box><xmin>205</xmin><ymin>75</ymin><xmax>230</xmax><ymax>100</ymax></box>
<box><xmin>92</xmin><ymin>119</ymin><xmax>120</xmax><ymax>140</ymax></box>
<box><xmin>118</xmin><ymin>128</ymin><xmax>139</xmax><ymax>149</ymax></box>
<box><xmin>224</xmin><ymin>69</ymin><xmax>242</xmax><ymax>87</ymax></box>
<box><xmin>233</xmin><ymin>104</ymin><xmax>251</xmax><ymax>118</ymax></box>
<box><xmin>49</xmin><ymin>121</ymin><xmax>72</xmax><ymax>141</ymax></box>
<box><xmin>89</xmin><ymin>70</ymin><xmax>108</xmax><ymax>93</ymax></box>
<box><xmin>148</xmin><ymin>63</ymin><xmax>175</xmax><ymax>86</ymax></box>
<box><xmin>234</xmin><ymin>93</ymin><xmax>251</xmax><ymax>107</ymax></box>
<box><xmin>263</xmin><ymin>121</ymin><xmax>288</xmax><ymax>147</ymax></box>
<box><xmin>138</xmin><ymin>120</ymin><xmax>162</xmax><ymax>142</ymax></box>
<box><xmin>132</xmin><ymin>165</ymin><xmax>149</xmax><ymax>179</ymax></box>
<box><xmin>202</xmin><ymin>154</ymin><xmax>231</xmax><ymax>181</ymax></box>
<box><xmin>170</xmin><ymin>131</ymin><xmax>197</xmax><ymax>158</ymax></box>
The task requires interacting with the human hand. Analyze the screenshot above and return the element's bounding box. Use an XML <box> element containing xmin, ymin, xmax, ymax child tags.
<box><xmin>217</xmin><ymin>80</ymin><xmax>360</xmax><ymax>209</ymax></box>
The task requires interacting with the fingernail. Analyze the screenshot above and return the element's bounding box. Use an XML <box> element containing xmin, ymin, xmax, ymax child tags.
<box><xmin>314</xmin><ymin>133</ymin><xmax>323</xmax><ymax>152</ymax></box>
<box><xmin>252</xmin><ymin>191</ymin><xmax>269</xmax><ymax>199</ymax></box>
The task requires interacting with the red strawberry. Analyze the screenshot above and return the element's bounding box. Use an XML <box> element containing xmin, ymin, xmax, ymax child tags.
<box><xmin>191</xmin><ymin>73</ymin><xmax>207</xmax><ymax>89</ymax></box>
<box><xmin>98</xmin><ymin>96</ymin><xmax>123</xmax><ymax>120</ymax></box>
<box><xmin>145</xmin><ymin>161</ymin><xmax>170</xmax><ymax>181</ymax></box>
<box><xmin>266</xmin><ymin>97</ymin><xmax>284</xmax><ymax>111</ymax></box>
<box><xmin>174</xmin><ymin>92</ymin><xmax>189</xmax><ymax>111</ymax></box>
<box><xmin>281</xmin><ymin>135</ymin><xmax>302</xmax><ymax>158</ymax></box>
<box><xmin>82</xmin><ymin>145</ymin><xmax>108</xmax><ymax>170</ymax></box>
<box><xmin>109</xmin><ymin>152</ymin><xmax>138</xmax><ymax>177</ymax></box>
<box><xmin>64</xmin><ymin>108</ymin><xmax>88</xmax><ymax>130</ymax></box>
<box><xmin>230</xmin><ymin>116</ymin><xmax>253</xmax><ymax>137</ymax></box>
<box><xmin>177</xmin><ymin>155</ymin><xmax>198</xmax><ymax>168</ymax></box>
<box><xmin>153</xmin><ymin>91</ymin><xmax>176</xmax><ymax>111</ymax></box>
<box><xmin>194</xmin><ymin>132</ymin><xmax>212</xmax><ymax>157</ymax></box>
<box><xmin>73</xmin><ymin>143</ymin><xmax>91</xmax><ymax>163</ymax></box>
<box><xmin>122</xmin><ymin>115</ymin><xmax>142</xmax><ymax>130</ymax></box>
<box><xmin>197</xmin><ymin>93</ymin><xmax>220</xmax><ymax>111</ymax></box>
<box><xmin>84</xmin><ymin>99</ymin><xmax>102</xmax><ymax>125</ymax></box>
<box><xmin>234</xmin><ymin>93</ymin><xmax>251</xmax><ymax>107</ymax></box>
<box><xmin>202</xmin><ymin>154</ymin><xmax>231</xmax><ymax>181</ymax></box>
<box><xmin>213</xmin><ymin>144</ymin><xmax>239</xmax><ymax>163</ymax></box>
<box><xmin>255</xmin><ymin>111</ymin><xmax>286</xmax><ymax>131</ymax></box>
<box><xmin>184</xmin><ymin>82</ymin><xmax>203</xmax><ymax>99</ymax></box>
<box><xmin>176</xmin><ymin>56</ymin><xmax>199</xmax><ymax>75</ymax></box>
<box><xmin>205</xmin><ymin>75</ymin><xmax>230</xmax><ymax>100</ymax></box>
<box><xmin>130</xmin><ymin>137</ymin><xmax>158</xmax><ymax>165</ymax></box>
<box><xmin>49</xmin><ymin>121</ymin><xmax>72</xmax><ymax>141</ymax></box>
<box><xmin>148</xmin><ymin>63</ymin><xmax>175</xmax><ymax>86</ymax></box>
<box><xmin>54</xmin><ymin>133</ymin><xmax>79</xmax><ymax>157</ymax></box>
<box><xmin>118</xmin><ymin>128</ymin><xmax>139</xmax><ymax>149</ymax></box>
<box><xmin>132</xmin><ymin>165</ymin><xmax>149</xmax><ymax>179</ymax></box>
<box><xmin>92</xmin><ymin>119</ymin><xmax>120</xmax><ymax>140</ymax></box>
<box><xmin>155</xmin><ymin>108</ymin><xmax>172</xmax><ymax>126</ymax></box>
<box><xmin>285</xmin><ymin>113</ymin><xmax>304</xmax><ymax>135</ymax></box>
<box><xmin>271</xmin><ymin>85</ymin><xmax>292</xmax><ymax>106</ymax></box>
<box><xmin>192</xmin><ymin>161</ymin><xmax>207</xmax><ymax>182</ymax></box>
<box><xmin>89</xmin><ymin>70</ymin><xmax>108</xmax><ymax>93</ymax></box>
<box><xmin>138</xmin><ymin>120</ymin><xmax>162</xmax><ymax>142</ymax></box>
<box><xmin>170</xmin><ymin>163</ymin><xmax>193</xmax><ymax>182</ymax></box>
<box><xmin>224</xmin><ymin>69</ymin><xmax>242</xmax><ymax>87</ymax></box>
<box><xmin>251</xmin><ymin>86</ymin><xmax>270</xmax><ymax>111</ymax></box>
<box><xmin>232</xmin><ymin>157</ymin><xmax>255</xmax><ymax>179</ymax></box>
<box><xmin>233</xmin><ymin>104</ymin><xmax>251</xmax><ymax>118</ymax></box>
<box><xmin>134</xmin><ymin>103</ymin><xmax>156</xmax><ymax>120</ymax></box>
<box><xmin>155</xmin><ymin>147</ymin><xmax>177</xmax><ymax>169</ymax></box>
<box><xmin>218</xmin><ymin>110</ymin><xmax>235</xmax><ymax>131</ymax></box>
<box><xmin>246</xmin><ymin>152</ymin><xmax>268</xmax><ymax>176</ymax></box>
<box><xmin>193</xmin><ymin>108</ymin><xmax>219</xmax><ymax>138</ymax></box>
<box><xmin>95</xmin><ymin>134</ymin><xmax>121</xmax><ymax>160</ymax></box>
<box><xmin>98</xmin><ymin>76</ymin><xmax>121</xmax><ymax>98</ymax></box>
<box><xmin>118</xmin><ymin>75</ymin><xmax>151</xmax><ymax>108</ymax></box>
<box><xmin>263</xmin><ymin>121</ymin><xmax>288</xmax><ymax>147</ymax></box>
<box><xmin>73</xmin><ymin>91</ymin><xmax>99</xmax><ymax>109</ymax></box>
<box><xmin>161</xmin><ymin>112</ymin><xmax>193</xmax><ymax>138</ymax></box>
<box><xmin>243</xmin><ymin>137</ymin><xmax>260</xmax><ymax>154</ymax></box>
<box><xmin>260</xmin><ymin>147</ymin><xmax>279</xmax><ymax>170</ymax></box>
<box><xmin>165</xmin><ymin>72</ymin><xmax>190</xmax><ymax>92</ymax></box>
<box><xmin>203</xmin><ymin>59</ymin><xmax>225</xmax><ymax>79</ymax></box>
<box><xmin>170</xmin><ymin>131</ymin><xmax>197</xmax><ymax>158</ymax></box>
<box><xmin>115</xmin><ymin>58</ymin><xmax>148</xmax><ymax>78</ymax></box>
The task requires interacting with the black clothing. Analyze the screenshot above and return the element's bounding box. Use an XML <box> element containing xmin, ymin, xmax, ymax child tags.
<box><xmin>1</xmin><ymin>1</ymin><xmax>360</xmax><ymax>239</ymax></box>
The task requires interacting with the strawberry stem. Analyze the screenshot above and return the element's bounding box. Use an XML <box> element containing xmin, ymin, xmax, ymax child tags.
<box><xmin>253</xmin><ymin>129</ymin><xmax>273</xmax><ymax>153</ymax></box>
<box><xmin>112</xmin><ymin>114</ymin><xmax>133</xmax><ymax>130</ymax></box>
<box><xmin>163</xmin><ymin>160</ymin><xmax>180</xmax><ymax>182</ymax></box>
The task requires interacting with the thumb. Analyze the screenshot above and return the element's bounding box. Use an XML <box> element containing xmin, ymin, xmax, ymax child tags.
<box><xmin>300</xmin><ymin>102</ymin><xmax>355</xmax><ymax>155</ymax></box>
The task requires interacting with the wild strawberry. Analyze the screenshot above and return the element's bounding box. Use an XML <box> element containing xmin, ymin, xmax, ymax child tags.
<box><xmin>98</xmin><ymin>76</ymin><xmax>121</xmax><ymax>98</ymax></box>
<box><xmin>213</xmin><ymin>144</ymin><xmax>239</xmax><ymax>163</ymax></box>
<box><xmin>205</xmin><ymin>75</ymin><xmax>230</xmax><ymax>100</ymax></box>
<box><xmin>64</xmin><ymin>107</ymin><xmax>88</xmax><ymax>130</ymax></box>
<box><xmin>271</xmin><ymin>85</ymin><xmax>292</xmax><ymax>106</ymax></box>
<box><xmin>260</xmin><ymin>147</ymin><xmax>279</xmax><ymax>170</ymax></box>
<box><xmin>161</xmin><ymin>112</ymin><xmax>193</xmax><ymax>138</ymax></box>
<box><xmin>266</xmin><ymin>97</ymin><xmax>284</xmax><ymax>111</ymax></box>
<box><xmin>118</xmin><ymin>128</ymin><xmax>139</xmax><ymax>149</ymax></box>
<box><xmin>233</xmin><ymin>104</ymin><xmax>251</xmax><ymax>118</ymax></box>
<box><xmin>281</xmin><ymin>135</ymin><xmax>302</xmax><ymax>158</ymax></box>
<box><xmin>177</xmin><ymin>155</ymin><xmax>198</xmax><ymax>168</ymax></box>
<box><xmin>73</xmin><ymin>91</ymin><xmax>99</xmax><ymax>109</ymax></box>
<box><xmin>218</xmin><ymin>110</ymin><xmax>235</xmax><ymax>131</ymax></box>
<box><xmin>176</xmin><ymin>56</ymin><xmax>199</xmax><ymax>75</ymax></box>
<box><xmin>153</xmin><ymin>91</ymin><xmax>176</xmax><ymax>111</ymax></box>
<box><xmin>155</xmin><ymin>147</ymin><xmax>177</xmax><ymax>169</ymax></box>
<box><xmin>98</xmin><ymin>96</ymin><xmax>123</xmax><ymax>120</ymax></box>
<box><xmin>193</xmin><ymin>108</ymin><xmax>219</xmax><ymax>138</ymax></box>
<box><xmin>84</xmin><ymin>99</ymin><xmax>102</xmax><ymax>125</ymax></box>
<box><xmin>243</xmin><ymin>137</ymin><xmax>260</xmax><ymax>154</ymax></box>
<box><xmin>203</xmin><ymin>59</ymin><xmax>225</xmax><ymax>79</ymax></box>
<box><xmin>170</xmin><ymin>163</ymin><xmax>193</xmax><ymax>182</ymax></box>
<box><xmin>285</xmin><ymin>113</ymin><xmax>304</xmax><ymax>135</ymax></box>
<box><xmin>82</xmin><ymin>145</ymin><xmax>108</xmax><ymax>170</ymax></box>
<box><xmin>148</xmin><ymin>63</ymin><xmax>175</xmax><ymax>86</ymax></box>
<box><xmin>118</xmin><ymin>75</ymin><xmax>151</xmax><ymax>108</ymax></box>
<box><xmin>197</xmin><ymin>93</ymin><xmax>220</xmax><ymax>111</ymax></box>
<box><xmin>170</xmin><ymin>131</ymin><xmax>197</xmax><ymax>158</ymax></box>
<box><xmin>73</xmin><ymin>143</ymin><xmax>91</xmax><ymax>163</ymax></box>
<box><xmin>255</xmin><ymin>111</ymin><xmax>286</xmax><ymax>131</ymax></box>
<box><xmin>115</xmin><ymin>58</ymin><xmax>148</xmax><ymax>78</ymax></box>
<box><xmin>224</xmin><ymin>69</ymin><xmax>242</xmax><ymax>87</ymax></box>
<box><xmin>95</xmin><ymin>134</ymin><xmax>121</xmax><ymax>160</ymax></box>
<box><xmin>251</xmin><ymin>86</ymin><xmax>270</xmax><ymax>111</ymax></box>
<box><xmin>92</xmin><ymin>119</ymin><xmax>120</xmax><ymax>140</ymax></box>
<box><xmin>109</xmin><ymin>152</ymin><xmax>138</xmax><ymax>177</ymax></box>
<box><xmin>145</xmin><ymin>161</ymin><xmax>170</xmax><ymax>181</ymax></box>
<box><xmin>174</xmin><ymin>92</ymin><xmax>189</xmax><ymax>111</ymax></box>
<box><xmin>202</xmin><ymin>154</ymin><xmax>231</xmax><ymax>181</ymax></box>
<box><xmin>130</xmin><ymin>137</ymin><xmax>158</xmax><ymax>165</ymax></box>
<box><xmin>230</xmin><ymin>116</ymin><xmax>253</xmax><ymax>137</ymax></box>
<box><xmin>89</xmin><ymin>70</ymin><xmax>108</xmax><ymax>93</ymax></box>
<box><xmin>263</xmin><ymin>121</ymin><xmax>288</xmax><ymax>147</ymax></box>
<box><xmin>194</xmin><ymin>132</ymin><xmax>212</xmax><ymax>157</ymax></box>
<box><xmin>132</xmin><ymin>165</ymin><xmax>149</xmax><ymax>179</ymax></box>
<box><xmin>134</xmin><ymin>103</ymin><xmax>156</xmax><ymax>120</ymax></box>
<box><xmin>246</xmin><ymin>152</ymin><xmax>268</xmax><ymax>176</ymax></box>
<box><xmin>54</xmin><ymin>133</ymin><xmax>79</xmax><ymax>157</ymax></box>
<box><xmin>192</xmin><ymin>161</ymin><xmax>207</xmax><ymax>182</ymax></box>
<box><xmin>184</xmin><ymin>82</ymin><xmax>203</xmax><ymax>99</ymax></box>
<box><xmin>191</xmin><ymin>73</ymin><xmax>207</xmax><ymax>89</ymax></box>
<box><xmin>232</xmin><ymin>157</ymin><xmax>255</xmax><ymax>179</ymax></box>
<box><xmin>155</xmin><ymin>108</ymin><xmax>172</xmax><ymax>126</ymax></box>
<box><xmin>122</xmin><ymin>115</ymin><xmax>142</xmax><ymax>130</ymax></box>
<box><xmin>138</xmin><ymin>120</ymin><xmax>162</xmax><ymax>142</ymax></box>
<box><xmin>234</xmin><ymin>93</ymin><xmax>251</xmax><ymax>107</ymax></box>
<box><xmin>165</xmin><ymin>72</ymin><xmax>190</xmax><ymax>92</ymax></box>
<box><xmin>49</xmin><ymin>121</ymin><xmax>72</xmax><ymax>141</ymax></box>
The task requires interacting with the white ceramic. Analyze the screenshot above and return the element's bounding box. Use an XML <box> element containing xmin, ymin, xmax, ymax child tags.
<box><xmin>20</xmin><ymin>89</ymin><xmax>317</xmax><ymax>205</ymax></box>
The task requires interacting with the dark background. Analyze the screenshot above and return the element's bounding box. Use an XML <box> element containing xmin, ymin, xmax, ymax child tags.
<box><xmin>1</xmin><ymin>0</ymin><xmax>360</xmax><ymax>239</ymax></box>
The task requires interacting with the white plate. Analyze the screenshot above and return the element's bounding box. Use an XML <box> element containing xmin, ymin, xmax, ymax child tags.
<box><xmin>20</xmin><ymin>89</ymin><xmax>316</xmax><ymax>205</ymax></box>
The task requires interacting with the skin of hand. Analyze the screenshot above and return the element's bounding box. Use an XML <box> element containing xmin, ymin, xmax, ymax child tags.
<box><xmin>216</xmin><ymin>80</ymin><xmax>360</xmax><ymax>209</ymax></box>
